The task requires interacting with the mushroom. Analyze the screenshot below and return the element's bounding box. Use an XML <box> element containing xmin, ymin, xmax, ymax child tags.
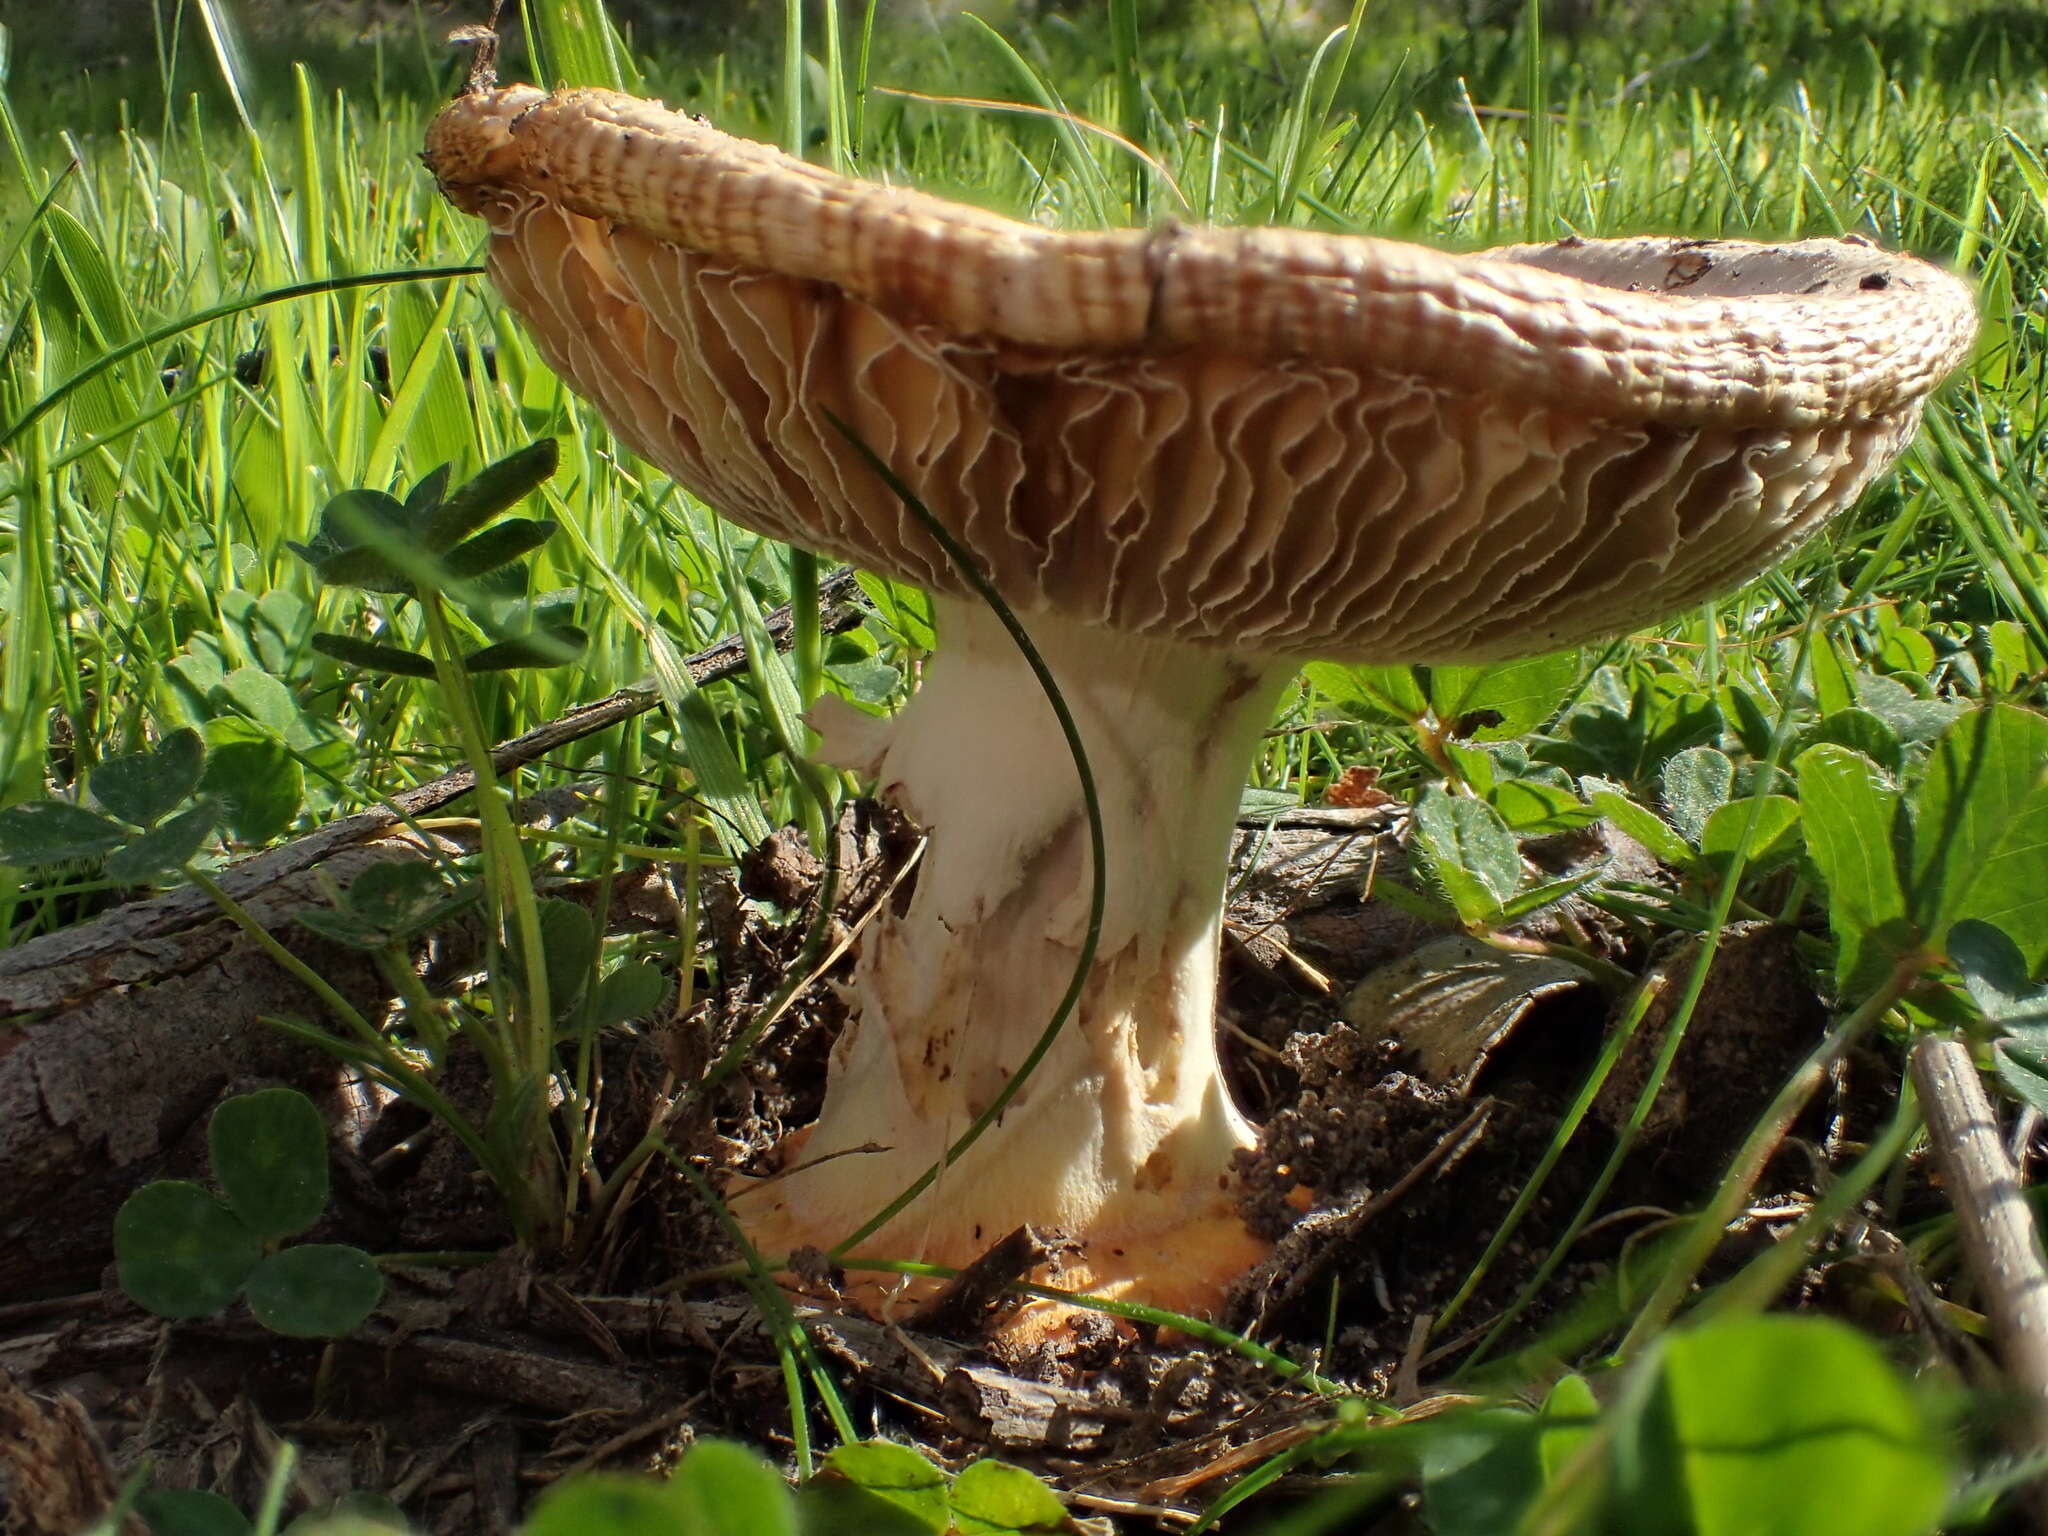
<box><xmin>423</xmin><ymin>85</ymin><xmax>1977</xmax><ymax>1316</ymax></box>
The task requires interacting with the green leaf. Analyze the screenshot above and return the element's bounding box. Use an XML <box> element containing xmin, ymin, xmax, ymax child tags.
<box><xmin>0</xmin><ymin>799</ymin><xmax>131</xmax><ymax>866</ymax></box>
<box><xmin>1809</xmin><ymin>635</ymin><xmax>1859</xmax><ymax>717</ymax></box>
<box><xmin>1417</xmin><ymin>1409</ymin><xmax>1544</xmax><ymax>1536</ymax></box>
<box><xmin>439</xmin><ymin>517</ymin><xmax>558</xmax><ymax>580</ymax></box>
<box><xmin>1660</xmin><ymin>747</ymin><xmax>1733</xmax><ymax>847</ymax></box>
<box><xmin>114</xmin><ymin>1181</ymin><xmax>261</xmax><ymax>1320</ymax></box>
<box><xmin>306</xmin><ymin>545</ymin><xmax>411</xmax><ymax>595</ymax></box>
<box><xmin>536</xmin><ymin>898</ymin><xmax>598</xmax><ymax>1019</ymax></box>
<box><xmin>210</xmin><ymin>1088</ymin><xmax>330</xmax><ymax>1239</ymax></box>
<box><xmin>282</xmin><ymin>1493</ymin><xmax>410</xmax><ymax>1535</ymax></box>
<box><xmin>136</xmin><ymin>1488</ymin><xmax>253</xmax><ymax>1536</ymax></box>
<box><xmin>1877</xmin><ymin>625</ymin><xmax>1937</xmax><ymax>678</ymax></box>
<box><xmin>318</xmin><ymin>488</ymin><xmax>409</xmax><ymax>549</ymax></box>
<box><xmin>523</xmin><ymin>1477</ymin><xmax>679</xmax><ymax>1536</ymax></box>
<box><xmin>420</xmin><ymin>439</ymin><xmax>559</xmax><ymax>552</ymax></box>
<box><xmin>1985</xmin><ymin>620</ymin><xmax>2035</xmax><ymax>693</ymax></box>
<box><xmin>588</xmin><ymin>961</ymin><xmax>669</xmax><ymax>1028</ymax></box>
<box><xmin>1582</xmin><ymin>779</ymin><xmax>1695</xmax><ymax>868</ymax></box>
<box><xmin>1495</xmin><ymin>865</ymin><xmax>1608</xmax><ymax>924</ymax></box>
<box><xmin>1427</xmin><ymin>651</ymin><xmax>1581</xmax><ymax>740</ymax></box>
<box><xmin>297</xmin><ymin>859</ymin><xmax>461</xmax><ymax>950</ymax></box>
<box><xmin>853</xmin><ymin>574</ymin><xmax>936</xmax><ymax>651</ymax></box>
<box><xmin>462</xmin><ymin>624</ymin><xmax>589</xmax><ymax>672</ymax></box>
<box><xmin>1237</xmin><ymin>786</ymin><xmax>1300</xmax><ymax>819</ymax></box>
<box><xmin>1716</xmin><ymin>681</ymin><xmax>1777</xmax><ymax>760</ymax></box>
<box><xmin>666</xmin><ymin>1439</ymin><xmax>798</xmax><ymax>1536</ymax></box>
<box><xmin>221</xmin><ymin>667</ymin><xmax>300</xmax><ymax>735</ymax></box>
<box><xmin>826</xmin><ymin>657</ymin><xmax>903</xmax><ymax>708</ymax></box>
<box><xmin>1640</xmin><ymin>1315</ymin><xmax>1949</xmax><ymax>1536</ymax></box>
<box><xmin>1993</xmin><ymin>1040</ymin><xmax>2048</xmax><ymax>1118</ymax></box>
<box><xmin>949</xmin><ymin>1460</ymin><xmax>1076</xmax><ymax>1535</ymax></box>
<box><xmin>1697</xmin><ymin>796</ymin><xmax>1803</xmax><ymax>876</ymax></box>
<box><xmin>200</xmin><ymin>724</ymin><xmax>303</xmax><ymax>843</ymax></box>
<box><xmin>1304</xmin><ymin>660</ymin><xmax>1428</xmax><ymax>725</ymax></box>
<box><xmin>310</xmin><ymin>633</ymin><xmax>438</xmax><ymax>679</ymax></box>
<box><xmin>813</xmin><ymin>1443</ymin><xmax>948</xmax><ymax>1533</ymax></box>
<box><xmin>1950</xmin><ymin>920</ymin><xmax>2048</xmax><ymax>1022</ymax></box>
<box><xmin>1368</xmin><ymin>876</ymin><xmax>1461</xmax><ymax>925</ymax></box>
<box><xmin>1857</xmin><ymin>672</ymin><xmax>1966</xmax><ymax>746</ymax></box>
<box><xmin>1409</xmin><ymin>786</ymin><xmax>1523</xmax><ymax>926</ymax></box>
<box><xmin>403</xmin><ymin>463</ymin><xmax>453</xmax><ymax>521</ymax></box>
<box><xmin>1909</xmin><ymin>704</ymin><xmax>2048</xmax><ymax>966</ymax></box>
<box><xmin>106</xmin><ymin>803</ymin><xmax>218</xmax><ymax>882</ymax></box>
<box><xmin>1537</xmin><ymin>671</ymin><xmax>1723</xmax><ymax>784</ymax></box>
<box><xmin>1794</xmin><ymin>745</ymin><xmax>1916</xmax><ymax>995</ymax></box>
<box><xmin>243</xmin><ymin>1245</ymin><xmax>383</xmax><ymax>1338</ymax></box>
<box><xmin>91</xmin><ymin>729</ymin><xmax>204</xmax><ymax>826</ymax></box>
<box><xmin>1800</xmin><ymin>708</ymin><xmax>1904</xmax><ymax>778</ymax></box>
<box><xmin>1538</xmin><ymin>1374</ymin><xmax>1599</xmax><ymax>1482</ymax></box>
<box><xmin>1487</xmin><ymin>776</ymin><xmax>1597</xmax><ymax>834</ymax></box>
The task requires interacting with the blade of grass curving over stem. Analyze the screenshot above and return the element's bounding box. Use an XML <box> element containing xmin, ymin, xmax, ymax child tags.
<box><xmin>819</xmin><ymin>409</ymin><xmax>1106</xmax><ymax>1260</ymax></box>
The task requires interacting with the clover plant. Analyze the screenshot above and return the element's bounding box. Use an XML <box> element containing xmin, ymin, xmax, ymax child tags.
<box><xmin>115</xmin><ymin>1087</ymin><xmax>382</xmax><ymax>1337</ymax></box>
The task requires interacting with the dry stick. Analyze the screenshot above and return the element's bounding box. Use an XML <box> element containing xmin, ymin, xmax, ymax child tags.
<box><xmin>1911</xmin><ymin>1035</ymin><xmax>2048</xmax><ymax>1528</ymax></box>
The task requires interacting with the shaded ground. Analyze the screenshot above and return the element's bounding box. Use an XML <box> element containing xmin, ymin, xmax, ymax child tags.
<box><xmin>0</xmin><ymin>798</ymin><xmax>1903</xmax><ymax>1533</ymax></box>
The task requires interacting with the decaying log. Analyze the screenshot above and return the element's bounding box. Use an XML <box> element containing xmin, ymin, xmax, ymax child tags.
<box><xmin>0</xmin><ymin>838</ymin><xmax>448</xmax><ymax>1296</ymax></box>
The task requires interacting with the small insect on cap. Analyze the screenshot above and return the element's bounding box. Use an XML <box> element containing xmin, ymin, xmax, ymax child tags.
<box><xmin>425</xmin><ymin>86</ymin><xmax>1977</xmax><ymax>664</ymax></box>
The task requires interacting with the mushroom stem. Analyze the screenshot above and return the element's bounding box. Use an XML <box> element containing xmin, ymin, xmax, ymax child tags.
<box><xmin>750</xmin><ymin>597</ymin><xmax>1291</xmax><ymax>1311</ymax></box>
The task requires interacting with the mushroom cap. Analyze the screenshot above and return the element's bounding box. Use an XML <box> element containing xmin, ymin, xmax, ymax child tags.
<box><xmin>425</xmin><ymin>85</ymin><xmax>1978</xmax><ymax>662</ymax></box>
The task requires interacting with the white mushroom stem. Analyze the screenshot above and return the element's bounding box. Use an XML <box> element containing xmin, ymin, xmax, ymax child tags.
<box><xmin>751</xmin><ymin>598</ymin><xmax>1290</xmax><ymax>1305</ymax></box>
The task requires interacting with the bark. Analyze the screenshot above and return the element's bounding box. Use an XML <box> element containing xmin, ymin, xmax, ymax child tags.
<box><xmin>0</xmin><ymin>838</ymin><xmax>441</xmax><ymax>1296</ymax></box>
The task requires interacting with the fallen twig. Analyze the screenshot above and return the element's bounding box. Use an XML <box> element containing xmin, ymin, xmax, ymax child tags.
<box><xmin>1911</xmin><ymin>1035</ymin><xmax>2048</xmax><ymax>1529</ymax></box>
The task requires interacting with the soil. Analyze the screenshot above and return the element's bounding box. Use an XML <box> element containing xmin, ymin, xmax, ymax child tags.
<box><xmin>0</xmin><ymin>803</ymin><xmax>1916</xmax><ymax>1534</ymax></box>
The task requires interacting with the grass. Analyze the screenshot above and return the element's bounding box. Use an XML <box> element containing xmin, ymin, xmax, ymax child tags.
<box><xmin>6</xmin><ymin>0</ymin><xmax>2048</xmax><ymax>1529</ymax></box>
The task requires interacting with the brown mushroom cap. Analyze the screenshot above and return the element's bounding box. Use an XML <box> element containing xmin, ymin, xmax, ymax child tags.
<box><xmin>425</xmin><ymin>85</ymin><xmax>1978</xmax><ymax>662</ymax></box>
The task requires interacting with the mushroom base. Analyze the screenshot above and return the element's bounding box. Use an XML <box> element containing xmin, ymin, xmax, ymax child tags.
<box><xmin>736</xmin><ymin>599</ymin><xmax>1291</xmax><ymax>1318</ymax></box>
